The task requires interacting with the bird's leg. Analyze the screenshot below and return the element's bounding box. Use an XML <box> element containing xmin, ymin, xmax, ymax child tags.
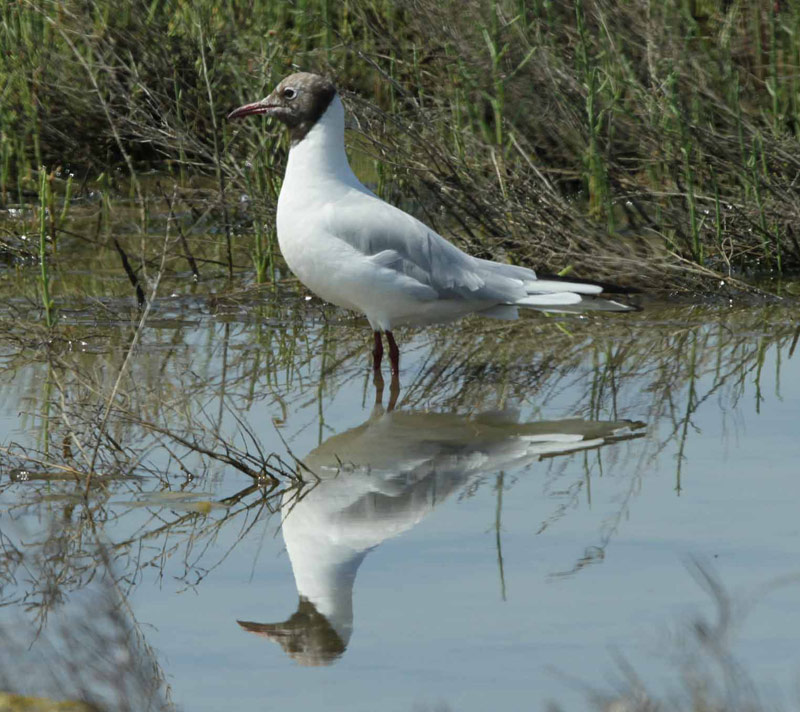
<box><xmin>386</xmin><ymin>330</ymin><xmax>400</xmax><ymax>376</ymax></box>
<box><xmin>387</xmin><ymin>372</ymin><xmax>400</xmax><ymax>412</ymax></box>
<box><xmin>372</xmin><ymin>330</ymin><xmax>384</xmax><ymax>372</ymax></box>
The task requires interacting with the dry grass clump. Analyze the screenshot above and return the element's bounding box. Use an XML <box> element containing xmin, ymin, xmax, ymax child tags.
<box><xmin>0</xmin><ymin>547</ymin><xmax>173</xmax><ymax>712</ymax></box>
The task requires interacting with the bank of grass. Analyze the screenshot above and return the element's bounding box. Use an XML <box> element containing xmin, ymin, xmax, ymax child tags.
<box><xmin>3</xmin><ymin>0</ymin><xmax>800</xmax><ymax>294</ymax></box>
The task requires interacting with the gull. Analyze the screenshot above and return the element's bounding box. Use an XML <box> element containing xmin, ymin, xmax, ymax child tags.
<box><xmin>236</xmin><ymin>406</ymin><xmax>644</xmax><ymax>665</ymax></box>
<box><xmin>228</xmin><ymin>73</ymin><xmax>634</xmax><ymax>376</ymax></box>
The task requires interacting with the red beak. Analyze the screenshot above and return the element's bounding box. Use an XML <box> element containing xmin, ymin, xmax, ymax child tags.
<box><xmin>227</xmin><ymin>100</ymin><xmax>277</xmax><ymax>120</ymax></box>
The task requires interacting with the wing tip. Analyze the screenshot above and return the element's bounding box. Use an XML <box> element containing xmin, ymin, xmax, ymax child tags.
<box><xmin>534</xmin><ymin>274</ymin><xmax>642</xmax><ymax>295</ymax></box>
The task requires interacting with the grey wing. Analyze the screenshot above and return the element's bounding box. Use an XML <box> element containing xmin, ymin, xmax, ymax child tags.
<box><xmin>324</xmin><ymin>194</ymin><xmax>526</xmax><ymax>302</ymax></box>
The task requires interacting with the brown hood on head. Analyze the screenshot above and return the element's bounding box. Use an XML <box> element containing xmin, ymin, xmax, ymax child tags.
<box><xmin>227</xmin><ymin>72</ymin><xmax>337</xmax><ymax>145</ymax></box>
<box><xmin>237</xmin><ymin>597</ymin><xmax>346</xmax><ymax>667</ymax></box>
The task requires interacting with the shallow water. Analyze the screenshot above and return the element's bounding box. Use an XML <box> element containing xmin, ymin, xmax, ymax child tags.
<box><xmin>1</xmin><ymin>206</ymin><xmax>799</xmax><ymax>710</ymax></box>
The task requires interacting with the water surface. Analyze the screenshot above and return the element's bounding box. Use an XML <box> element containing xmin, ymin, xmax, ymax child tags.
<box><xmin>0</xmin><ymin>206</ymin><xmax>799</xmax><ymax>711</ymax></box>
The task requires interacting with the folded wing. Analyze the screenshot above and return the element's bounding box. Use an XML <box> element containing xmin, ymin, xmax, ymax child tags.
<box><xmin>323</xmin><ymin>192</ymin><xmax>631</xmax><ymax>311</ymax></box>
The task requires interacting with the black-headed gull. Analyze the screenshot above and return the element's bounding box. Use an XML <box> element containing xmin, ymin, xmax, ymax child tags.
<box><xmin>236</xmin><ymin>408</ymin><xmax>644</xmax><ymax>665</ymax></box>
<box><xmin>229</xmin><ymin>73</ymin><xmax>634</xmax><ymax>376</ymax></box>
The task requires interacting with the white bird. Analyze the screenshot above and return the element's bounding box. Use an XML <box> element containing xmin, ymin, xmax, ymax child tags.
<box><xmin>236</xmin><ymin>408</ymin><xmax>644</xmax><ymax>665</ymax></box>
<box><xmin>228</xmin><ymin>73</ymin><xmax>634</xmax><ymax>376</ymax></box>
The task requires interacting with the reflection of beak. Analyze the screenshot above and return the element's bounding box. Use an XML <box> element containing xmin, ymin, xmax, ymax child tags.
<box><xmin>227</xmin><ymin>98</ymin><xmax>278</xmax><ymax>120</ymax></box>
<box><xmin>237</xmin><ymin>599</ymin><xmax>347</xmax><ymax>667</ymax></box>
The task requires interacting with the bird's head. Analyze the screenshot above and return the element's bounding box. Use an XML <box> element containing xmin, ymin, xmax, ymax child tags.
<box><xmin>227</xmin><ymin>72</ymin><xmax>337</xmax><ymax>143</ymax></box>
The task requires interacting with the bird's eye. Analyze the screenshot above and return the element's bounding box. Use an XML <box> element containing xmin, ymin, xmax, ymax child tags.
<box><xmin>283</xmin><ymin>87</ymin><xmax>297</xmax><ymax>100</ymax></box>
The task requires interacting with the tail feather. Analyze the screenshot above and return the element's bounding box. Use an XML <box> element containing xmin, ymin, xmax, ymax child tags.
<box><xmin>535</xmin><ymin>273</ymin><xmax>641</xmax><ymax>295</ymax></box>
<box><xmin>524</xmin><ymin>279</ymin><xmax>603</xmax><ymax>295</ymax></box>
<box><xmin>516</xmin><ymin>292</ymin><xmax>582</xmax><ymax>307</ymax></box>
<box><xmin>476</xmin><ymin>259</ymin><xmax>638</xmax><ymax>313</ymax></box>
<box><xmin>515</xmin><ymin>293</ymin><xmax>637</xmax><ymax>313</ymax></box>
<box><xmin>536</xmin><ymin>297</ymin><xmax>638</xmax><ymax>313</ymax></box>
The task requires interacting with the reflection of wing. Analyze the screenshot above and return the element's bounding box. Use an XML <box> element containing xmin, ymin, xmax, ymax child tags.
<box><xmin>240</xmin><ymin>409</ymin><xmax>644</xmax><ymax>663</ymax></box>
<box><xmin>306</xmin><ymin>410</ymin><xmax>644</xmax><ymax>477</ymax></box>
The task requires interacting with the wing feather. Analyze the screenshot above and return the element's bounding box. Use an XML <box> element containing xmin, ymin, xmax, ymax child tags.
<box><xmin>323</xmin><ymin>191</ymin><xmax>631</xmax><ymax>311</ymax></box>
<box><xmin>324</xmin><ymin>195</ymin><xmax>521</xmax><ymax>302</ymax></box>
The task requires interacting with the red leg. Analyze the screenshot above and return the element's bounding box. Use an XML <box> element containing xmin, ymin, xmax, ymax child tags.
<box><xmin>372</xmin><ymin>331</ymin><xmax>384</xmax><ymax>372</ymax></box>
<box><xmin>372</xmin><ymin>368</ymin><xmax>385</xmax><ymax>406</ymax></box>
<box><xmin>387</xmin><ymin>372</ymin><xmax>400</xmax><ymax>411</ymax></box>
<box><xmin>386</xmin><ymin>330</ymin><xmax>400</xmax><ymax>376</ymax></box>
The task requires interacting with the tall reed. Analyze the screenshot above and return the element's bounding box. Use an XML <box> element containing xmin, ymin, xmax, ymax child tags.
<box><xmin>37</xmin><ymin>168</ymin><xmax>55</xmax><ymax>327</ymax></box>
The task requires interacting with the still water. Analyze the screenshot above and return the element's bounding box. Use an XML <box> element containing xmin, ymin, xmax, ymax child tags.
<box><xmin>0</xmin><ymin>278</ymin><xmax>798</xmax><ymax>710</ymax></box>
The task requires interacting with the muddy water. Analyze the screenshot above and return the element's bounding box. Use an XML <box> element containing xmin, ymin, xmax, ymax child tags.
<box><xmin>0</xmin><ymin>216</ymin><xmax>799</xmax><ymax>710</ymax></box>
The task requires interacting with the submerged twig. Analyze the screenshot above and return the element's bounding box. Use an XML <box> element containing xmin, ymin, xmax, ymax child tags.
<box><xmin>112</xmin><ymin>237</ymin><xmax>146</xmax><ymax>308</ymax></box>
<box><xmin>85</xmin><ymin>200</ymin><xmax>174</xmax><ymax>493</ymax></box>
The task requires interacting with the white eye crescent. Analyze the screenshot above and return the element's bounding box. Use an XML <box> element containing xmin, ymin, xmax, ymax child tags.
<box><xmin>283</xmin><ymin>87</ymin><xmax>297</xmax><ymax>100</ymax></box>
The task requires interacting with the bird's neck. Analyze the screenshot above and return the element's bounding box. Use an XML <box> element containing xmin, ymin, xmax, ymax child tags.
<box><xmin>284</xmin><ymin>95</ymin><xmax>360</xmax><ymax>186</ymax></box>
<box><xmin>283</xmin><ymin>528</ymin><xmax>365</xmax><ymax>645</ymax></box>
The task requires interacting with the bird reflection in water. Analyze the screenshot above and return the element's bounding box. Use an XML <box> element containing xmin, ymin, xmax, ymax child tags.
<box><xmin>238</xmin><ymin>384</ymin><xmax>644</xmax><ymax>666</ymax></box>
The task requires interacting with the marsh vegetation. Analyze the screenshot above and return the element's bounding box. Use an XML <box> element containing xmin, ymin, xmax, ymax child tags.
<box><xmin>4</xmin><ymin>1</ymin><xmax>800</xmax><ymax>295</ymax></box>
<box><xmin>1</xmin><ymin>2</ymin><xmax>800</xmax><ymax>711</ymax></box>
<box><xmin>0</xmin><ymin>200</ymin><xmax>798</xmax><ymax>707</ymax></box>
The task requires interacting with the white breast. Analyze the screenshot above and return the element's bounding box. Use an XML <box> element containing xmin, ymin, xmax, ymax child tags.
<box><xmin>276</xmin><ymin>95</ymin><xmax>377</xmax><ymax>310</ymax></box>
